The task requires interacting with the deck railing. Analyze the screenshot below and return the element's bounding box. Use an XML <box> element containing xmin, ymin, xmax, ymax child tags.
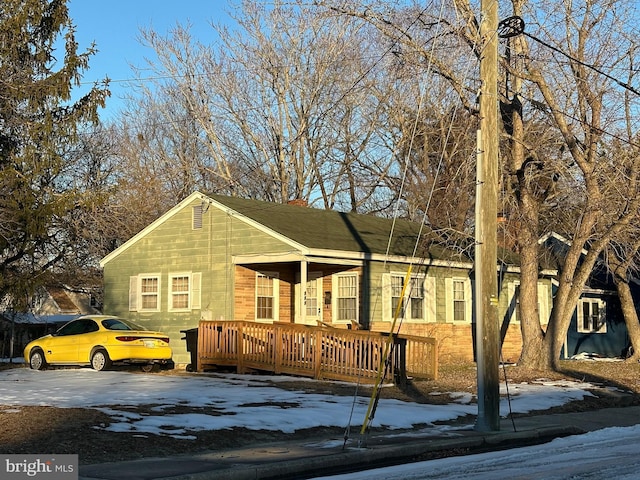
<box><xmin>196</xmin><ymin>321</ymin><xmax>437</xmax><ymax>384</ymax></box>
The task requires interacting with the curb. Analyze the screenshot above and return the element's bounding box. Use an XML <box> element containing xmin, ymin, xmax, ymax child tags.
<box><xmin>157</xmin><ymin>425</ymin><xmax>584</xmax><ymax>480</ymax></box>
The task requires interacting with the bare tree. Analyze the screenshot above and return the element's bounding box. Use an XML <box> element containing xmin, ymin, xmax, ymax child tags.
<box><xmin>324</xmin><ymin>0</ymin><xmax>640</xmax><ymax>369</ymax></box>
<box><xmin>119</xmin><ymin>0</ymin><xmax>400</xmax><ymax>212</ymax></box>
<box><xmin>513</xmin><ymin>0</ymin><xmax>640</xmax><ymax>369</ymax></box>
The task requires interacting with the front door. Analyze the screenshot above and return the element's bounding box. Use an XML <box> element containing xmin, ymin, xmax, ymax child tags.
<box><xmin>296</xmin><ymin>272</ymin><xmax>322</xmax><ymax>325</ymax></box>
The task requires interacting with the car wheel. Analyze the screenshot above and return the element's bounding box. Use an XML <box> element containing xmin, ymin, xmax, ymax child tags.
<box><xmin>29</xmin><ymin>349</ymin><xmax>47</xmax><ymax>370</ymax></box>
<box><xmin>140</xmin><ymin>364</ymin><xmax>160</xmax><ymax>373</ymax></box>
<box><xmin>91</xmin><ymin>349</ymin><xmax>112</xmax><ymax>371</ymax></box>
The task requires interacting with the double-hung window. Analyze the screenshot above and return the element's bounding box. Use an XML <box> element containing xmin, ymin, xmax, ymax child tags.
<box><xmin>578</xmin><ymin>299</ymin><xmax>606</xmax><ymax>333</ymax></box>
<box><xmin>445</xmin><ymin>277</ymin><xmax>472</xmax><ymax>323</ymax></box>
<box><xmin>408</xmin><ymin>277</ymin><xmax>425</xmax><ymax>320</ymax></box>
<box><xmin>256</xmin><ymin>272</ymin><xmax>279</xmax><ymax>321</ymax></box>
<box><xmin>383</xmin><ymin>273</ymin><xmax>435</xmax><ymax>322</ymax></box>
<box><xmin>140</xmin><ymin>276</ymin><xmax>160</xmax><ymax>310</ymax></box>
<box><xmin>170</xmin><ymin>274</ymin><xmax>190</xmax><ymax>311</ymax></box>
<box><xmin>390</xmin><ymin>275</ymin><xmax>404</xmax><ymax>317</ymax></box>
<box><xmin>129</xmin><ymin>274</ymin><xmax>160</xmax><ymax>312</ymax></box>
<box><xmin>452</xmin><ymin>280</ymin><xmax>466</xmax><ymax>322</ymax></box>
<box><xmin>333</xmin><ymin>273</ymin><xmax>358</xmax><ymax>324</ymax></box>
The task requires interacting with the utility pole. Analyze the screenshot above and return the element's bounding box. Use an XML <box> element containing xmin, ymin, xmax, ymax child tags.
<box><xmin>475</xmin><ymin>0</ymin><xmax>500</xmax><ymax>432</ymax></box>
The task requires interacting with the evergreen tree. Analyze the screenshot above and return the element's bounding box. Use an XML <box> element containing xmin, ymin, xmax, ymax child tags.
<box><xmin>0</xmin><ymin>0</ymin><xmax>109</xmax><ymax>308</ymax></box>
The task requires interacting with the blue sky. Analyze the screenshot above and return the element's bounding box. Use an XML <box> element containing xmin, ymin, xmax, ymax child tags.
<box><xmin>67</xmin><ymin>0</ymin><xmax>234</xmax><ymax>120</ymax></box>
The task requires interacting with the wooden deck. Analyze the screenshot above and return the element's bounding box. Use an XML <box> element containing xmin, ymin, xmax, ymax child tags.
<box><xmin>196</xmin><ymin>321</ymin><xmax>437</xmax><ymax>384</ymax></box>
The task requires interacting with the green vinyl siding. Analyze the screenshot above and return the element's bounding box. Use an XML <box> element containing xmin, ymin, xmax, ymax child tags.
<box><xmin>102</xmin><ymin>197</ymin><xmax>295</xmax><ymax>364</ymax></box>
<box><xmin>367</xmin><ymin>261</ymin><xmax>473</xmax><ymax>326</ymax></box>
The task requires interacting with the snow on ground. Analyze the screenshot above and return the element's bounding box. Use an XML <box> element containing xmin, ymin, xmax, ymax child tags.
<box><xmin>312</xmin><ymin>425</ymin><xmax>640</xmax><ymax>480</ymax></box>
<box><xmin>0</xmin><ymin>363</ymin><xmax>600</xmax><ymax>439</ymax></box>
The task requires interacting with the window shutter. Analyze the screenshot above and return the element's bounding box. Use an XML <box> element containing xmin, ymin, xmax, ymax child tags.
<box><xmin>444</xmin><ymin>277</ymin><xmax>453</xmax><ymax>323</ymax></box>
<box><xmin>424</xmin><ymin>276</ymin><xmax>436</xmax><ymax>322</ymax></box>
<box><xmin>464</xmin><ymin>279</ymin><xmax>473</xmax><ymax>323</ymax></box>
<box><xmin>537</xmin><ymin>282</ymin><xmax>550</xmax><ymax>323</ymax></box>
<box><xmin>191</xmin><ymin>273</ymin><xmax>202</xmax><ymax>310</ymax></box>
<box><xmin>129</xmin><ymin>276</ymin><xmax>138</xmax><ymax>311</ymax></box>
<box><xmin>381</xmin><ymin>274</ymin><xmax>391</xmax><ymax>322</ymax></box>
<box><xmin>273</xmin><ymin>275</ymin><xmax>280</xmax><ymax>321</ymax></box>
<box><xmin>331</xmin><ymin>274</ymin><xmax>337</xmax><ymax>322</ymax></box>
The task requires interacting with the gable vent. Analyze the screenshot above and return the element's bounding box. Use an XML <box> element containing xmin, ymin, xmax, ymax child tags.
<box><xmin>193</xmin><ymin>205</ymin><xmax>203</xmax><ymax>229</ymax></box>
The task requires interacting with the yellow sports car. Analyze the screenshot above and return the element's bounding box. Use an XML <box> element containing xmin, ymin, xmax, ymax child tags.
<box><xmin>24</xmin><ymin>315</ymin><xmax>173</xmax><ymax>372</ymax></box>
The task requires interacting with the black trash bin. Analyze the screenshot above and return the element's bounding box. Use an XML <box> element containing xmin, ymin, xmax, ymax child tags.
<box><xmin>180</xmin><ymin>327</ymin><xmax>199</xmax><ymax>372</ymax></box>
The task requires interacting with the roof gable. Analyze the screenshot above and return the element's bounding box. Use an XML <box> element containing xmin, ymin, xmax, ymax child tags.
<box><xmin>100</xmin><ymin>192</ymin><xmax>203</xmax><ymax>266</ymax></box>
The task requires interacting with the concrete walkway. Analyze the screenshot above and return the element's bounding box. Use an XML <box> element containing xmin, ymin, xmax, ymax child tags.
<box><xmin>79</xmin><ymin>405</ymin><xmax>640</xmax><ymax>480</ymax></box>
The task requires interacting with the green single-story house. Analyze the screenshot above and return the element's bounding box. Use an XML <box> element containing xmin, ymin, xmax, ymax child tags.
<box><xmin>100</xmin><ymin>191</ymin><xmax>553</xmax><ymax>366</ymax></box>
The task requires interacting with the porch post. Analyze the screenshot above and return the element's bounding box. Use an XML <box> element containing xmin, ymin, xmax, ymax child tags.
<box><xmin>300</xmin><ymin>260</ymin><xmax>308</xmax><ymax>325</ymax></box>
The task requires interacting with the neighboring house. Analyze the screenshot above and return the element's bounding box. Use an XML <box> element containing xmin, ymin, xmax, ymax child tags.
<box><xmin>1</xmin><ymin>285</ymin><xmax>101</xmax><ymax>358</ymax></box>
<box><xmin>100</xmin><ymin>191</ymin><xmax>553</xmax><ymax>366</ymax></box>
<box><xmin>540</xmin><ymin>233</ymin><xmax>633</xmax><ymax>359</ymax></box>
<box><xmin>31</xmin><ymin>285</ymin><xmax>101</xmax><ymax>316</ymax></box>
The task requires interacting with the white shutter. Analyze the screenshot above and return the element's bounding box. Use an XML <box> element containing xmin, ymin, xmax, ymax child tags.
<box><xmin>444</xmin><ymin>277</ymin><xmax>453</xmax><ymax>323</ymax></box>
<box><xmin>537</xmin><ymin>282</ymin><xmax>549</xmax><ymax>323</ymax></box>
<box><xmin>129</xmin><ymin>276</ymin><xmax>138</xmax><ymax>311</ymax></box>
<box><xmin>464</xmin><ymin>278</ymin><xmax>473</xmax><ymax>323</ymax></box>
<box><xmin>424</xmin><ymin>276</ymin><xmax>436</xmax><ymax>322</ymax></box>
<box><xmin>331</xmin><ymin>274</ymin><xmax>338</xmax><ymax>322</ymax></box>
<box><xmin>273</xmin><ymin>275</ymin><xmax>280</xmax><ymax>321</ymax></box>
<box><xmin>191</xmin><ymin>273</ymin><xmax>202</xmax><ymax>310</ymax></box>
<box><xmin>381</xmin><ymin>273</ymin><xmax>391</xmax><ymax>322</ymax></box>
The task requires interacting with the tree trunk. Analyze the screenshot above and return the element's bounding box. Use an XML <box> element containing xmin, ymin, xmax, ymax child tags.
<box><xmin>516</xmin><ymin>205</ymin><xmax>549</xmax><ymax>370</ymax></box>
<box><xmin>505</xmin><ymin>19</ymin><xmax>551</xmax><ymax>371</ymax></box>
<box><xmin>546</xmin><ymin>232</ymin><xmax>605</xmax><ymax>368</ymax></box>
<box><xmin>609</xmin><ymin>257</ymin><xmax>640</xmax><ymax>362</ymax></box>
<box><xmin>614</xmin><ymin>277</ymin><xmax>640</xmax><ymax>362</ymax></box>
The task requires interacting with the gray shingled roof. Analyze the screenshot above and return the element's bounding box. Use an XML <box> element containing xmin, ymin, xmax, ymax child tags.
<box><xmin>209</xmin><ymin>194</ymin><xmax>472</xmax><ymax>262</ymax></box>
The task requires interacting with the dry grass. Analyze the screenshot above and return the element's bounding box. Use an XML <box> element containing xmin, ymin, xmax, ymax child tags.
<box><xmin>415</xmin><ymin>360</ymin><xmax>640</xmax><ymax>398</ymax></box>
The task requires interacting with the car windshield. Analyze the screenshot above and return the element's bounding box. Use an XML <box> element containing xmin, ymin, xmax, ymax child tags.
<box><xmin>102</xmin><ymin>318</ymin><xmax>147</xmax><ymax>331</ymax></box>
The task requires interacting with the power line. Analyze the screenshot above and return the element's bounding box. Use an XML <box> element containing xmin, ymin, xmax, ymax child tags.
<box><xmin>498</xmin><ymin>15</ymin><xmax>640</xmax><ymax>97</ymax></box>
<box><xmin>79</xmin><ymin>10</ymin><xmax>640</xmax><ymax>159</ymax></box>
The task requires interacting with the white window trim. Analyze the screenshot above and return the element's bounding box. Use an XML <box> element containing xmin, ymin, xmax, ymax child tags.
<box><xmin>332</xmin><ymin>272</ymin><xmax>359</xmax><ymax>325</ymax></box>
<box><xmin>132</xmin><ymin>273</ymin><xmax>161</xmax><ymax>312</ymax></box>
<box><xmin>382</xmin><ymin>272</ymin><xmax>436</xmax><ymax>323</ymax></box>
<box><xmin>255</xmin><ymin>271</ymin><xmax>279</xmax><ymax>323</ymax></box>
<box><xmin>507</xmin><ymin>281</ymin><xmax>551</xmax><ymax>324</ymax></box>
<box><xmin>445</xmin><ymin>277</ymin><xmax>472</xmax><ymax>323</ymax></box>
<box><xmin>169</xmin><ymin>272</ymin><xmax>195</xmax><ymax>312</ymax></box>
<box><xmin>577</xmin><ymin>298</ymin><xmax>607</xmax><ymax>334</ymax></box>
